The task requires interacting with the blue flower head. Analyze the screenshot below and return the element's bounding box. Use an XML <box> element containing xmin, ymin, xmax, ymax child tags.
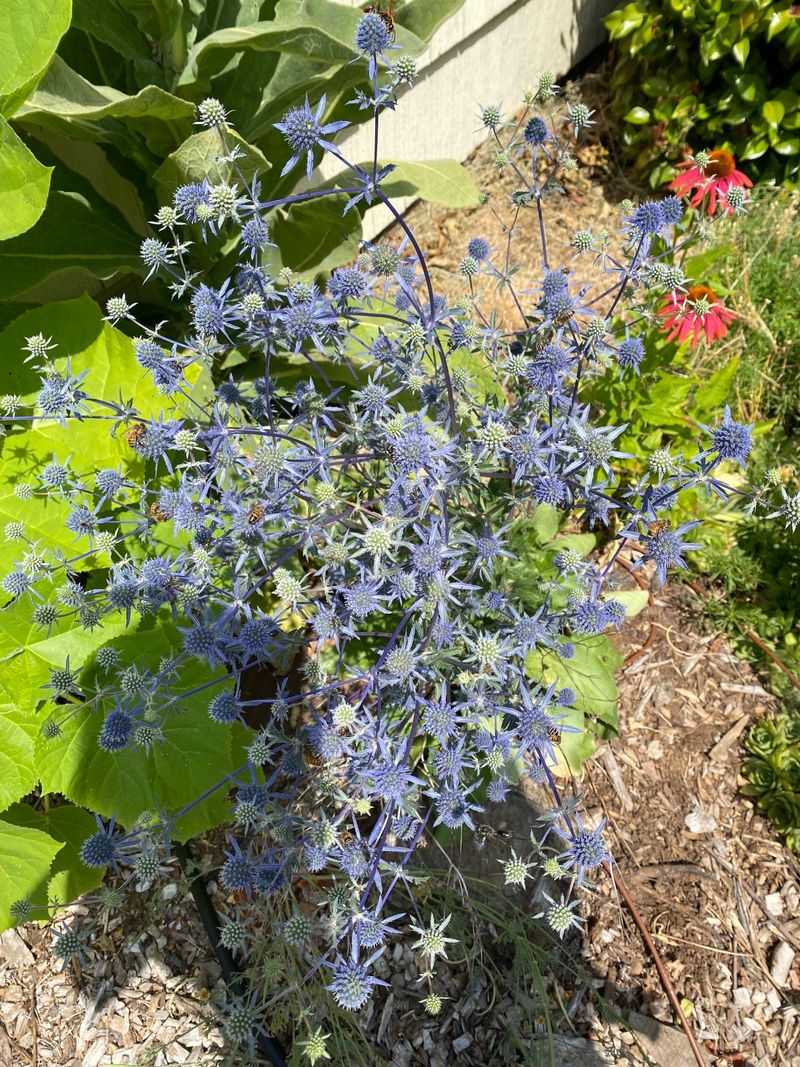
<box><xmin>709</xmin><ymin>406</ymin><xmax>753</xmax><ymax>466</ymax></box>
<box><xmin>274</xmin><ymin>95</ymin><xmax>349</xmax><ymax>177</ymax></box>
<box><xmin>524</xmin><ymin>116</ymin><xmax>549</xmax><ymax>146</ymax></box>
<box><xmin>355</xmin><ymin>12</ymin><xmax>395</xmax><ymax>77</ymax></box>
<box><xmin>617</xmin><ymin>335</ymin><xmax>644</xmax><ymax>373</ymax></box>
<box><xmin>627</xmin><ymin>200</ymin><xmax>665</xmax><ymax>237</ymax></box>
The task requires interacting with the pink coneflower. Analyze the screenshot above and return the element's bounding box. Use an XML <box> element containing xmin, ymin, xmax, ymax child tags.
<box><xmin>658</xmin><ymin>285</ymin><xmax>735</xmax><ymax>346</ymax></box>
<box><xmin>670</xmin><ymin>149</ymin><xmax>752</xmax><ymax>215</ymax></box>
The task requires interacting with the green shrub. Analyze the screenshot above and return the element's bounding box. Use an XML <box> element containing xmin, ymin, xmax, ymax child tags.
<box><xmin>605</xmin><ymin>0</ymin><xmax>800</xmax><ymax>189</ymax></box>
<box><xmin>0</xmin><ymin>0</ymin><xmax>473</xmax><ymax>324</ymax></box>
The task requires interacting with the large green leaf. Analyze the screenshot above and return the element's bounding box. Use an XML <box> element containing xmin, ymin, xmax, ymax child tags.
<box><xmin>117</xmin><ymin>0</ymin><xmax>192</xmax><ymax>75</ymax></box>
<box><xmin>0</xmin><ymin>118</ymin><xmax>52</xmax><ymax>240</ymax></box>
<box><xmin>371</xmin><ymin>159</ymin><xmax>481</xmax><ymax>208</ymax></box>
<box><xmin>270</xmin><ymin>192</ymin><xmax>362</xmax><ymax>276</ymax></box>
<box><xmin>396</xmin><ymin>0</ymin><xmax>466</xmax><ymax>43</ymax></box>
<box><xmin>0</xmin><ymin>817</ymin><xmax>63</xmax><ymax>931</ymax></box>
<box><xmin>235</xmin><ymin>45</ymin><xmax>367</xmax><ymax>146</ymax></box>
<box><xmin>36</xmin><ymin>622</ymin><xmax>251</xmax><ymax>840</ymax></box>
<box><xmin>528</xmin><ymin>634</ymin><xmax>623</xmax><ymax>732</ymax></box>
<box><xmin>0</xmin><ymin>0</ymin><xmax>72</xmax><ymax>115</ymax></box>
<box><xmin>0</xmin><ymin>182</ymin><xmax>141</xmax><ymax>302</ymax></box>
<box><xmin>153</xmin><ymin>126</ymin><xmax>270</xmax><ymax>207</ymax></box>
<box><xmin>0</xmin><ymin>704</ymin><xmax>40</xmax><ymax>809</ymax></box>
<box><xmin>71</xmin><ymin>0</ymin><xmax>154</xmax><ymax>64</ymax></box>
<box><xmin>0</xmin><ymin>589</ymin><xmax>130</xmax><ymax>715</ymax></box>
<box><xmin>4</xmin><ymin>802</ymin><xmax>105</xmax><ymax>911</ymax></box>
<box><xmin>18</xmin><ymin>58</ymin><xmax>194</xmax><ymax>155</ymax></box>
<box><xmin>28</xmin><ymin>127</ymin><xmax>149</xmax><ymax>236</ymax></box>
<box><xmin>0</xmin><ymin>296</ymin><xmax>190</xmax><ymax>575</ymax></box>
<box><xmin>178</xmin><ymin>0</ymin><xmax>425</xmax><ymax>95</ymax></box>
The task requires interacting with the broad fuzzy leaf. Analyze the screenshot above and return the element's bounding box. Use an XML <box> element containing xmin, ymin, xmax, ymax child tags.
<box><xmin>269</xmin><ymin>193</ymin><xmax>362</xmax><ymax>276</ymax></box>
<box><xmin>153</xmin><ymin>127</ymin><xmax>270</xmax><ymax>208</ymax></box>
<box><xmin>528</xmin><ymin>635</ymin><xmax>623</xmax><ymax>733</ymax></box>
<box><xmin>178</xmin><ymin>0</ymin><xmax>425</xmax><ymax>95</ymax></box>
<box><xmin>18</xmin><ymin>58</ymin><xmax>194</xmax><ymax>155</ymax></box>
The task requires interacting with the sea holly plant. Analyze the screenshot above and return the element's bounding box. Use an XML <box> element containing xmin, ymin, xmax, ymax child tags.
<box><xmin>0</xmin><ymin>16</ymin><xmax>793</xmax><ymax>1056</ymax></box>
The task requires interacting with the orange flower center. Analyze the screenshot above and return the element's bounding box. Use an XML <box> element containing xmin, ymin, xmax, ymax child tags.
<box><xmin>686</xmin><ymin>285</ymin><xmax>717</xmax><ymax>304</ymax></box>
<box><xmin>706</xmin><ymin>149</ymin><xmax>736</xmax><ymax>178</ymax></box>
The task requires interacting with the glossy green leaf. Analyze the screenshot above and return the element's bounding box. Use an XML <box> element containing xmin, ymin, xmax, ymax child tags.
<box><xmin>740</xmin><ymin>135</ymin><xmax>770</xmax><ymax>160</ymax></box>
<box><xmin>0</xmin><ymin>118</ymin><xmax>52</xmax><ymax>240</ymax></box>
<box><xmin>0</xmin><ymin>816</ymin><xmax>63</xmax><ymax>931</ymax></box>
<box><xmin>732</xmin><ymin>39</ymin><xmax>750</xmax><ymax>67</ymax></box>
<box><xmin>605</xmin><ymin>4</ymin><xmax>646</xmax><ymax>40</ymax></box>
<box><xmin>734</xmin><ymin>72</ymin><xmax>766</xmax><ymax>104</ymax></box>
<box><xmin>763</xmin><ymin>99</ymin><xmax>786</xmax><ymax>128</ymax></box>
<box><xmin>773</xmin><ymin>137</ymin><xmax>800</xmax><ymax>156</ymax></box>
<box><xmin>0</xmin><ymin>0</ymin><xmax>71</xmax><ymax>113</ymax></box>
<box><xmin>624</xmin><ymin>106</ymin><xmax>651</xmax><ymax>125</ymax></box>
<box><xmin>36</xmin><ymin>622</ymin><xmax>251</xmax><ymax>840</ymax></box>
<box><xmin>0</xmin><ymin>704</ymin><xmax>40</xmax><ymax>809</ymax></box>
<box><xmin>768</xmin><ymin>10</ymin><xmax>796</xmax><ymax>41</ymax></box>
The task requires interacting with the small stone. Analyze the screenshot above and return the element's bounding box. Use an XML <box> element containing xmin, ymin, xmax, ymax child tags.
<box><xmin>770</xmin><ymin>941</ymin><xmax>795</xmax><ymax>986</ymax></box>
<box><xmin>733</xmin><ymin>987</ymin><xmax>752</xmax><ymax>1010</ymax></box>
<box><xmin>452</xmin><ymin>1033</ymin><xmax>473</xmax><ymax>1054</ymax></box>
<box><xmin>764</xmin><ymin>892</ymin><xmax>783</xmax><ymax>917</ymax></box>
<box><xmin>685</xmin><ymin>802</ymin><xmax>717</xmax><ymax>834</ymax></box>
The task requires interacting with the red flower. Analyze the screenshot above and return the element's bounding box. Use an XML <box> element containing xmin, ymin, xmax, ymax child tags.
<box><xmin>670</xmin><ymin>149</ymin><xmax>752</xmax><ymax>215</ymax></box>
<box><xmin>658</xmin><ymin>285</ymin><xmax>735</xmax><ymax>347</ymax></box>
